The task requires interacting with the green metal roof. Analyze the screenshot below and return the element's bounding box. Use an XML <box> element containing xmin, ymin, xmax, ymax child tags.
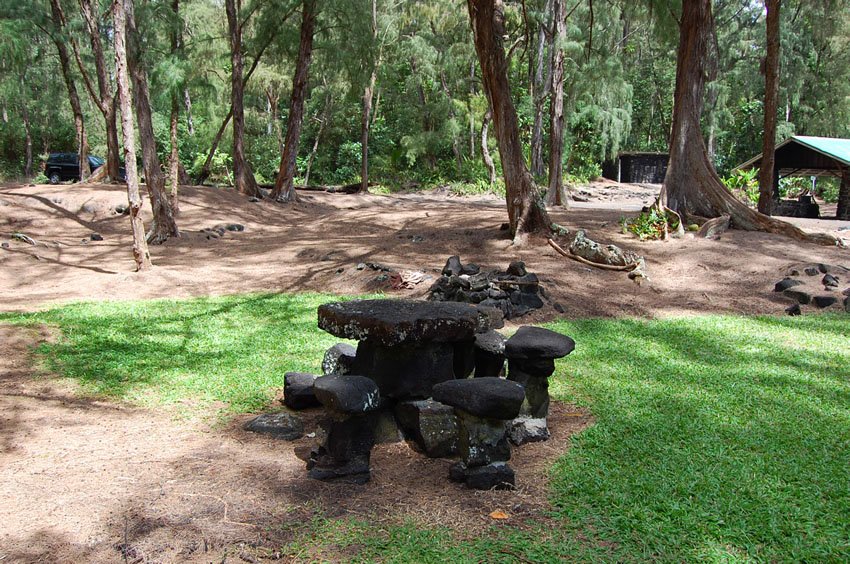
<box><xmin>737</xmin><ymin>135</ymin><xmax>850</xmax><ymax>171</ymax></box>
<box><xmin>792</xmin><ymin>136</ymin><xmax>850</xmax><ymax>166</ymax></box>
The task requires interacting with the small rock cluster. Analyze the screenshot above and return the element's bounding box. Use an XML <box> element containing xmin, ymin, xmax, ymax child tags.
<box><xmin>774</xmin><ymin>263</ymin><xmax>850</xmax><ymax>315</ymax></box>
<box><xmin>257</xmin><ymin>299</ymin><xmax>575</xmax><ymax>491</ymax></box>
<box><xmin>428</xmin><ymin>256</ymin><xmax>545</xmax><ymax>319</ymax></box>
<box><xmin>200</xmin><ymin>223</ymin><xmax>245</xmax><ymax>239</ymax></box>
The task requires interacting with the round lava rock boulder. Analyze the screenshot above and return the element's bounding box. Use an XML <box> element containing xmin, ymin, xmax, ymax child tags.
<box><xmin>432</xmin><ymin>377</ymin><xmax>525</xmax><ymax>420</ymax></box>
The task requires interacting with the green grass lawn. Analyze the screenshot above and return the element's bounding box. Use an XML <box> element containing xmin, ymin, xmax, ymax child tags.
<box><xmin>3</xmin><ymin>295</ymin><xmax>849</xmax><ymax>561</ymax></box>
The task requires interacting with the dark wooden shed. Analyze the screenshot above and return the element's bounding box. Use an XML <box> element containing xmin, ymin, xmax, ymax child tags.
<box><xmin>736</xmin><ymin>136</ymin><xmax>850</xmax><ymax>219</ymax></box>
<box><xmin>602</xmin><ymin>152</ymin><xmax>669</xmax><ymax>184</ymax></box>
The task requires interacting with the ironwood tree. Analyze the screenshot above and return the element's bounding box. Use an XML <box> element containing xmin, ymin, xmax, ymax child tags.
<box><xmin>271</xmin><ymin>0</ymin><xmax>316</xmax><ymax>203</ymax></box>
<box><xmin>467</xmin><ymin>0</ymin><xmax>551</xmax><ymax>241</ymax></box>
<box><xmin>74</xmin><ymin>0</ymin><xmax>122</xmax><ymax>181</ymax></box>
<box><xmin>659</xmin><ymin>0</ymin><xmax>838</xmax><ymax>246</ymax></box>
<box><xmin>758</xmin><ymin>0</ymin><xmax>781</xmax><ymax>215</ymax></box>
<box><xmin>113</xmin><ymin>0</ymin><xmax>151</xmax><ymax>270</ymax></box>
<box><xmin>225</xmin><ymin>0</ymin><xmax>261</xmax><ymax>197</ymax></box>
<box><xmin>126</xmin><ymin>0</ymin><xmax>179</xmax><ymax>243</ymax></box>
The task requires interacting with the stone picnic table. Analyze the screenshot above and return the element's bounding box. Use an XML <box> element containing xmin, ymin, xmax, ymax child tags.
<box><xmin>317</xmin><ymin>299</ymin><xmax>503</xmax><ymax>399</ymax></box>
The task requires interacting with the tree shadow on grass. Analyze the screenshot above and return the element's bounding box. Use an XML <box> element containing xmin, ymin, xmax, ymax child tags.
<box><xmin>545</xmin><ymin>314</ymin><xmax>850</xmax><ymax>561</ymax></box>
<box><xmin>11</xmin><ymin>293</ymin><xmax>355</xmax><ymax>411</ymax></box>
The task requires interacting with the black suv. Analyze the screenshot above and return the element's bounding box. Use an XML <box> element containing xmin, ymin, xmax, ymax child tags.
<box><xmin>45</xmin><ymin>153</ymin><xmax>112</xmax><ymax>183</ymax></box>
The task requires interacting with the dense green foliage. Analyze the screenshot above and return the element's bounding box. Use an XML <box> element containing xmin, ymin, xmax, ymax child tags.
<box><xmin>3</xmin><ymin>296</ymin><xmax>849</xmax><ymax>560</ymax></box>
<box><xmin>1</xmin><ymin>1</ymin><xmax>848</xmax><ymax>186</ymax></box>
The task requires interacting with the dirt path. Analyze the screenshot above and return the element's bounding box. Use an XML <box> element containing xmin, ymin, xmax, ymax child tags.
<box><xmin>1</xmin><ymin>181</ymin><xmax>848</xmax><ymax>318</ymax></box>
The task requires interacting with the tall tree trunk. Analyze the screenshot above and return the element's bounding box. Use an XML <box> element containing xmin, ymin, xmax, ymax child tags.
<box><xmin>439</xmin><ymin>71</ymin><xmax>463</xmax><ymax>172</ymax></box>
<box><xmin>168</xmin><ymin>0</ymin><xmax>181</xmax><ymax>213</ymax></box>
<box><xmin>183</xmin><ymin>89</ymin><xmax>195</xmax><ymax>136</ymax></box>
<box><xmin>50</xmin><ymin>0</ymin><xmax>90</xmax><ymax>181</ymax></box>
<box><xmin>359</xmin><ymin>0</ymin><xmax>379</xmax><ymax>193</ymax></box>
<box><xmin>127</xmin><ymin>0</ymin><xmax>179</xmax><ymax>243</ymax></box>
<box><xmin>304</xmin><ymin>89</ymin><xmax>332</xmax><ymax>187</ymax></box>
<box><xmin>757</xmin><ymin>0</ymin><xmax>781</xmax><ymax>215</ymax></box>
<box><xmin>271</xmin><ymin>0</ymin><xmax>316</xmax><ymax>203</ymax></box>
<box><xmin>481</xmin><ymin>109</ymin><xmax>496</xmax><ymax>186</ymax></box>
<box><xmin>78</xmin><ymin>0</ymin><xmax>121</xmax><ymax>181</ymax></box>
<box><xmin>468</xmin><ymin>59</ymin><xmax>476</xmax><ymax>159</ymax></box>
<box><xmin>195</xmin><ymin>21</ymin><xmax>276</xmax><ymax>186</ymax></box>
<box><xmin>837</xmin><ymin>170</ymin><xmax>850</xmax><ymax>220</ymax></box>
<box><xmin>266</xmin><ymin>87</ymin><xmax>283</xmax><ymax>151</ymax></box>
<box><xmin>21</xmin><ymin>103</ymin><xmax>33</xmax><ymax>178</ymax></box>
<box><xmin>546</xmin><ymin>0</ymin><xmax>567</xmax><ymax>207</ymax></box>
<box><xmin>660</xmin><ymin>0</ymin><xmax>837</xmax><ymax>246</ymax></box>
<box><xmin>468</xmin><ymin>0</ymin><xmax>551</xmax><ymax>242</ymax></box>
<box><xmin>113</xmin><ymin>0</ymin><xmax>151</xmax><ymax>270</ymax></box>
<box><xmin>530</xmin><ymin>0</ymin><xmax>554</xmax><ymax>178</ymax></box>
<box><xmin>225</xmin><ymin>0</ymin><xmax>261</xmax><ymax>197</ymax></box>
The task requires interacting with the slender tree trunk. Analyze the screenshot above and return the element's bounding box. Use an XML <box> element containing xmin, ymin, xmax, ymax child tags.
<box><xmin>78</xmin><ymin>0</ymin><xmax>121</xmax><ymax>181</ymax></box>
<box><xmin>304</xmin><ymin>90</ymin><xmax>332</xmax><ymax>187</ymax></box>
<box><xmin>530</xmin><ymin>0</ymin><xmax>553</xmax><ymax>178</ymax></box>
<box><xmin>50</xmin><ymin>0</ymin><xmax>90</xmax><ymax>181</ymax></box>
<box><xmin>225</xmin><ymin>0</ymin><xmax>261</xmax><ymax>197</ymax></box>
<box><xmin>113</xmin><ymin>0</ymin><xmax>151</xmax><ymax>270</ymax></box>
<box><xmin>439</xmin><ymin>71</ymin><xmax>463</xmax><ymax>172</ymax></box>
<box><xmin>195</xmin><ymin>108</ymin><xmax>233</xmax><ymax>185</ymax></box>
<box><xmin>481</xmin><ymin>109</ymin><xmax>496</xmax><ymax>186</ymax></box>
<box><xmin>359</xmin><ymin>0</ymin><xmax>379</xmax><ymax>193</ymax></box>
<box><xmin>169</xmin><ymin>94</ymin><xmax>180</xmax><ymax>213</ymax></box>
<box><xmin>469</xmin><ymin>59</ymin><xmax>476</xmax><ymax>159</ymax></box>
<box><xmin>271</xmin><ymin>0</ymin><xmax>316</xmax><ymax>203</ymax></box>
<box><xmin>127</xmin><ymin>0</ymin><xmax>179</xmax><ymax>243</ymax></box>
<box><xmin>758</xmin><ymin>0</ymin><xmax>781</xmax><ymax>215</ymax></box>
<box><xmin>21</xmin><ymin>103</ymin><xmax>33</xmax><ymax>178</ymax></box>
<box><xmin>546</xmin><ymin>0</ymin><xmax>568</xmax><ymax>207</ymax></box>
<box><xmin>659</xmin><ymin>0</ymin><xmax>837</xmax><ymax>246</ymax></box>
<box><xmin>468</xmin><ymin>0</ymin><xmax>551</xmax><ymax>242</ymax></box>
<box><xmin>168</xmin><ymin>0</ymin><xmax>181</xmax><ymax>213</ymax></box>
<box><xmin>183</xmin><ymin>88</ymin><xmax>194</xmax><ymax>136</ymax></box>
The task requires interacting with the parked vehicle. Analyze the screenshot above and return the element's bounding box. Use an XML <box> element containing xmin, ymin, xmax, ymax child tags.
<box><xmin>45</xmin><ymin>153</ymin><xmax>125</xmax><ymax>183</ymax></box>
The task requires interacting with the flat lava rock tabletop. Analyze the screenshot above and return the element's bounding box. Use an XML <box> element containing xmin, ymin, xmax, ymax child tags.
<box><xmin>318</xmin><ymin>299</ymin><xmax>500</xmax><ymax>347</ymax></box>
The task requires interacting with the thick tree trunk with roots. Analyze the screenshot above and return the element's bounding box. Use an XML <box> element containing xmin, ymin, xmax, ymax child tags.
<box><xmin>545</xmin><ymin>0</ymin><xmax>568</xmax><ymax>207</ymax></box>
<box><xmin>758</xmin><ymin>0</ymin><xmax>781</xmax><ymax>215</ymax></box>
<box><xmin>225</xmin><ymin>0</ymin><xmax>261</xmax><ymax>198</ymax></box>
<box><xmin>113</xmin><ymin>0</ymin><xmax>151</xmax><ymax>270</ymax></box>
<box><xmin>271</xmin><ymin>0</ymin><xmax>316</xmax><ymax>203</ymax></box>
<box><xmin>660</xmin><ymin>0</ymin><xmax>838</xmax><ymax>247</ymax></box>
<box><xmin>127</xmin><ymin>0</ymin><xmax>179</xmax><ymax>244</ymax></box>
<box><xmin>467</xmin><ymin>0</ymin><xmax>551</xmax><ymax>242</ymax></box>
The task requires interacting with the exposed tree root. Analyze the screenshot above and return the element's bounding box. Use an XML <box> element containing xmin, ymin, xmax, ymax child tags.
<box><xmin>547</xmin><ymin>238</ymin><xmax>639</xmax><ymax>272</ymax></box>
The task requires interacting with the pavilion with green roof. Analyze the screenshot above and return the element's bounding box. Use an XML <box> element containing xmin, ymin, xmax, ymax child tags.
<box><xmin>736</xmin><ymin>135</ymin><xmax>850</xmax><ymax>220</ymax></box>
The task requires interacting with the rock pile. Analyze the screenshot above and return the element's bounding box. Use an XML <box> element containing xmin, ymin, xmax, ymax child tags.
<box><xmin>774</xmin><ymin>263</ymin><xmax>850</xmax><ymax>315</ymax></box>
<box><xmin>427</xmin><ymin>256</ymin><xmax>545</xmax><ymax>319</ymax></box>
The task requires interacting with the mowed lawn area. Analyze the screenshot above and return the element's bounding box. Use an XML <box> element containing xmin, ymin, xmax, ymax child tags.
<box><xmin>3</xmin><ymin>294</ymin><xmax>849</xmax><ymax>561</ymax></box>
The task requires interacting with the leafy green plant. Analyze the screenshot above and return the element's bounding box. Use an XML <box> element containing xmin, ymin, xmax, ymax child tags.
<box><xmin>620</xmin><ymin>207</ymin><xmax>679</xmax><ymax>240</ymax></box>
<box><xmin>722</xmin><ymin>168</ymin><xmax>759</xmax><ymax>205</ymax></box>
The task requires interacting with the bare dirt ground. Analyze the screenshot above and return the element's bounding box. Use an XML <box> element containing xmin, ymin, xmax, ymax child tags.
<box><xmin>1</xmin><ymin>180</ymin><xmax>848</xmax><ymax>562</ymax></box>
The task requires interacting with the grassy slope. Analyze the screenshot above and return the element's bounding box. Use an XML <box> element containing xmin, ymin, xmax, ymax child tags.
<box><xmin>2</xmin><ymin>296</ymin><xmax>849</xmax><ymax>561</ymax></box>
